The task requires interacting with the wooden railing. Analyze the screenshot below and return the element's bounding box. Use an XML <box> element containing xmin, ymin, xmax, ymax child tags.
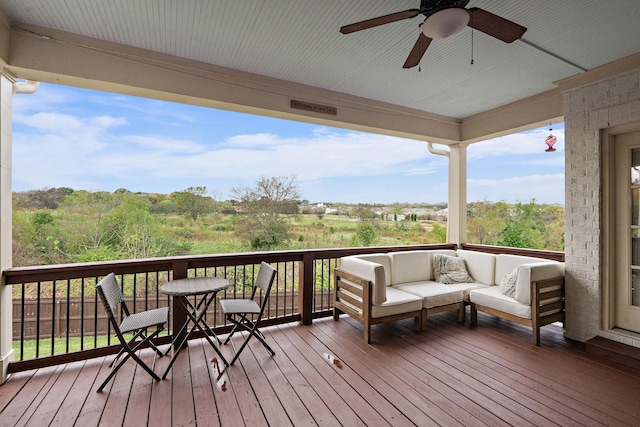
<box><xmin>4</xmin><ymin>244</ymin><xmax>457</xmax><ymax>372</ymax></box>
<box><xmin>460</xmin><ymin>243</ymin><xmax>565</xmax><ymax>262</ymax></box>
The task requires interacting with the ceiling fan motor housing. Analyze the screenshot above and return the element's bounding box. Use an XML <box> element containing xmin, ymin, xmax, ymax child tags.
<box><xmin>419</xmin><ymin>0</ymin><xmax>470</xmax><ymax>16</ymax></box>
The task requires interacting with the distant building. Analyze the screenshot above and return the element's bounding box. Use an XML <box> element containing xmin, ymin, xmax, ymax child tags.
<box><xmin>434</xmin><ymin>208</ymin><xmax>448</xmax><ymax>221</ymax></box>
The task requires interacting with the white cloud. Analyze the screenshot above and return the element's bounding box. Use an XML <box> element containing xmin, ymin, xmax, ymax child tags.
<box><xmin>468</xmin><ymin>173</ymin><xmax>564</xmax><ymax>204</ymax></box>
<box><xmin>12</xmin><ymin>107</ymin><xmax>443</xmax><ymax>194</ymax></box>
<box><xmin>11</xmin><ymin>83</ymin><xmax>565</xmax><ymax>204</ymax></box>
<box><xmin>468</xmin><ymin>127</ymin><xmax>565</xmax><ymax>160</ymax></box>
<box><xmin>124</xmin><ymin>135</ymin><xmax>208</xmax><ymax>153</ymax></box>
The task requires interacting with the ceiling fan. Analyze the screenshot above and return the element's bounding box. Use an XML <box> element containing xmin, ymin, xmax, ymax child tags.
<box><xmin>340</xmin><ymin>0</ymin><xmax>527</xmax><ymax>69</ymax></box>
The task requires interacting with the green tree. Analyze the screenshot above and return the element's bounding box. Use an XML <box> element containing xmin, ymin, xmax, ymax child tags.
<box><xmin>430</xmin><ymin>223</ymin><xmax>447</xmax><ymax>243</ymax></box>
<box><xmin>59</xmin><ymin>190</ymin><xmax>120</xmax><ymax>255</ymax></box>
<box><xmin>467</xmin><ymin>200</ymin><xmax>510</xmax><ymax>245</ymax></box>
<box><xmin>28</xmin><ymin>210</ymin><xmax>67</xmax><ymax>264</ymax></box>
<box><xmin>174</xmin><ymin>186</ymin><xmax>213</xmax><ymax>220</ymax></box>
<box><xmin>15</xmin><ymin>187</ymin><xmax>67</xmax><ymax>210</ymax></box>
<box><xmin>498</xmin><ymin>217</ymin><xmax>533</xmax><ymax>248</ymax></box>
<box><xmin>352</xmin><ymin>205</ymin><xmax>376</xmax><ymax>221</ymax></box>
<box><xmin>352</xmin><ymin>222</ymin><xmax>377</xmax><ymax>246</ymax></box>
<box><xmin>232</xmin><ymin>175</ymin><xmax>300</xmax><ymax>250</ymax></box>
<box><xmin>497</xmin><ymin>200</ymin><xmax>546</xmax><ymax>249</ymax></box>
<box><xmin>57</xmin><ymin>187</ymin><xmax>75</xmax><ymax>196</ymax></box>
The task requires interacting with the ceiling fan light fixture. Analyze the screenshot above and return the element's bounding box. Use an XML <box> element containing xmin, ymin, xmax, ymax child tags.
<box><xmin>422</xmin><ymin>8</ymin><xmax>470</xmax><ymax>39</ymax></box>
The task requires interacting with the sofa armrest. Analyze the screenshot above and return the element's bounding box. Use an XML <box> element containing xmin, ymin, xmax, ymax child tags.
<box><xmin>516</xmin><ymin>262</ymin><xmax>565</xmax><ymax>305</ymax></box>
<box><xmin>339</xmin><ymin>257</ymin><xmax>387</xmax><ymax>304</ymax></box>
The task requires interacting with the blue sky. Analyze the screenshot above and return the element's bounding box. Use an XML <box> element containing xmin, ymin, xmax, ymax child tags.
<box><xmin>12</xmin><ymin>82</ymin><xmax>565</xmax><ymax>205</ymax></box>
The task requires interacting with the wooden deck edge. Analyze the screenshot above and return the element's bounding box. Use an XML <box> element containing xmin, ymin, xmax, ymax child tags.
<box><xmin>585</xmin><ymin>336</ymin><xmax>640</xmax><ymax>372</ymax></box>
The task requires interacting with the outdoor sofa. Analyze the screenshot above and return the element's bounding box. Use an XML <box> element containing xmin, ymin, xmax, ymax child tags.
<box><xmin>333</xmin><ymin>248</ymin><xmax>565</xmax><ymax>345</ymax></box>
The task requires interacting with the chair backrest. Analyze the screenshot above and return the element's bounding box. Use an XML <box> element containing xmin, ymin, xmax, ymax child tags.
<box><xmin>95</xmin><ymin>272</ymin><xmax>125</xmax><ymax>320</ymax></box>
<box><xmin>253</xmin><ymin>262</ymin><xmax>277</xmax><ymax>311</ymax></box>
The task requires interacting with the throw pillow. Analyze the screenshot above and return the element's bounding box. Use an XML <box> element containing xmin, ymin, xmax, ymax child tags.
<box><xmin>432</xmin><ymin>254</ymin><xmax>474</xmax><ymax>284</ymax></box>
<box><xmin>499</xmin><ymin>268</ymin><xmax>518</xmax><ymax>298</ymax></box>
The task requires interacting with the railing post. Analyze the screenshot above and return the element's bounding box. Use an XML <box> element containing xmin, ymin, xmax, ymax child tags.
<box><xmin>171</xmin><ymin>261</ymin><xmax>189</xmax><ymax>349</ymax></box>
<box><xmin>299</xmin><ymin>253</ymin><xmax>314</xmax><ymax>325</ymax></box>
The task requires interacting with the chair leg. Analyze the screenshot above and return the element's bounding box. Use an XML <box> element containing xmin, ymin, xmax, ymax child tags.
<box><xmin>533</xmin><ymin>327</ymin><xmax>541</xmax><ymax>346</ymax></box>
<box><xmin>97</xmin><ymin>353</ymin><xmax>130</xmax><ymax>392</ymax></box>
<box><xmin>364</xmin><ymin>321</ymin><xmax>371</xmax><ymax>344</ymax></box>
<box><xmin>457</xmin><ymin>302</ymin><xmax>465</xmax><ymax>323</ymax></box>
<box><xmin>136</xmin><ymin>329</ymin><xmax>165</xmax><ymax>357</ymax></box>
<box><xmin>223</xmin><ymin>322</ymin><xmax>241</xmax><ymax>345</ymax></box>
<box><xmin>225</xmin><ymin>315</ymin><xmax>275</xmax><ymax>365</ymax></box>
<box><xmin>109</xmin><ymin>347</ymin><xmax>127</xmax><ymax>368</ymax></box>
<box><xmin>252</xmin><ymin>329</ymin><xmax>275</xmax><ymax>356</ymax></box>
<box><xmin>98</xmin><ymin>330</ymin><xmax>163</xmax><ymax>392</ymax></box>
<box><xmin>470</xmin><ymin>303</ymin><xmax>478</xmax><ymax>325</ymax></box>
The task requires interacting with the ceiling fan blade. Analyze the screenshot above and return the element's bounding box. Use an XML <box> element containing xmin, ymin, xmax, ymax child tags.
<box><xmin>403</xmin><ymin>33</ymin><xmax>432</xmax><ymax>69</ymax></box>
<box><xmin>340</xmin><ymin>9</ymin><xmax>420</xmax><ymax>34</ymax></box>
<box><xmin>467</xmin><ymin>7</ymin><xmax>527</xmax><ymax>43</ymax></box>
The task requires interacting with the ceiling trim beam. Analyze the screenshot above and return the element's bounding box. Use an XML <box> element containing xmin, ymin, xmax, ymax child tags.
<box><xmin>460</xmin><ymin>89</ymin><xmax>564</xmax><ymax>143</ymax></box>
<box><xmin>0</xmin><ymin>14</ymin><xmax>9</xmax><ymax>64</ymax></box>
<box><xmin>7</xmin><ymin>23</ymin><xmax>462</xmax><ymax>144</ymax></box>
<box><xmin>555</xmin><ymin>51</ymin><xmax>640</xmax><ymax>93</ymax></box>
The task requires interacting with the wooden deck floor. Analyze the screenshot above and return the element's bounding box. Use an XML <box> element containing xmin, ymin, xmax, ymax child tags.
<box><xmin>2</xmin><ymin>311</ymin><xmax>640</xmax><ymax>427</ymax></box>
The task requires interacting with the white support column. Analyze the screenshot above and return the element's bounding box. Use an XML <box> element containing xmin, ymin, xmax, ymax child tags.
<box><xmin>447</xmin><ymin>143</ymin><xmax>467</xmax><ymax>246</ymax></box>
<box><xmin>426</xmin><ymin>142</ymin><xmax>468</xmax><ymax>245</ymax></box>
<box><xmin>0</xmin><ymin>72</ymin><xmax>14</xmax><ymax>383</ymax></box>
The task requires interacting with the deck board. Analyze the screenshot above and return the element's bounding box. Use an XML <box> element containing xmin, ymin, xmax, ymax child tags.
<box><xmin>309</xmin><ymin>318</ymin><xmax>450</xmax><ymax>426</ymax></box>
<box><xmin>188</xmin><ymin>341</ymin><xmax>220</xmax><ymax>427</ymax></box>
<box><xmin>2</xmin><ymin>312</ymin><xmax>640</xmax><ymax>426</ymax></box>
<box><xmin>313</xmin><ymin>315</ymin><xmax>508</xmax><ymax>427</ymax></box>
<box><xmin>269</xmin><ymin>324</ymin><xmax>364</xmax><ymax>426</ymax></box>
<box><xmin>435</xmin><ymin>316</ymin><xmax>640</xmax><ymax>425</ymax></box>
<box><xmin>431</xmin><ymin>318</ymin><xmax>637</xmax><ymax>425</ymax></box>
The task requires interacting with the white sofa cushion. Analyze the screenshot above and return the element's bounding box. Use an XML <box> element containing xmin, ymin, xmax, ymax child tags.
<box><xmin>515</xmin><ymin>261</ymin><xmax>565</xmax><ymax>305</ymax></box>
<box><xmin>339</xmin><ymin>256</ymin><xmax>388</xmax><ymax>305</ymax></box>
<box><xmin>470</xmin><ymin>286</ymin><xmax>532</xmax><ymax>319</ymax></box>
<box><xmin>393</xmin><ymin>281</ymin><xmax>464</xmax><ymax>309</ymax></box>
<box><xmin>371</xmin><ymin>287</ymin><xmax>422</xmax><ymax>318</ymax></box>
<box><xmin>353</xmin><ymin>253</ymin><xmax>393</xmax><ymax>286</ymax></box>
<box><xmin>457</xmin><ymin>249</ymin><xmax>496</xmax><ymax>285</ymax></box>
<box><xmin>495</xmin><ymin>254</ymin><xmax>553</xmax><ymax>286</ymax></box>
<box><xmin>389</xmin><ymin>249</ymin><xmax>457</xmax><ymax>284</ymax></box>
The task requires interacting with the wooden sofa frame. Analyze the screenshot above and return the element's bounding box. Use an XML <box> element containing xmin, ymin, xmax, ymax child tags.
<box><xmin>333</xmin><ymin>268</ymin><xmax>464</xmax><ymax>343</ymax></box>
<box><xmin>470</xmin><ymin>276</ymin><xmax>565</xmax><ymax>345</ymax></box>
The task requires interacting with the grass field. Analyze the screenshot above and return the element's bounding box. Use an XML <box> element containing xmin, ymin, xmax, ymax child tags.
<box><xmin>160</xmin><ymin>213</ymin><xmax>446</xmax><ymax>255</ymax></box>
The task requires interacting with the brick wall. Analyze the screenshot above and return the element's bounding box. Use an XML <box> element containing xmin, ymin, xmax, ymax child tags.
<box><xmin>563</xmin><ymin>70</ymin><xmax>640</xmax><ymax>342</ymax></box>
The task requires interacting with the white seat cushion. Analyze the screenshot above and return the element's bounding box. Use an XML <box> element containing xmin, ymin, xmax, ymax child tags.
<box><xmin>371</xmin><ymin>287</ymin><xmax>422</xmax><ymax>318</ymax></box>
<box><xmin>445</xmin><ymin>281</ymin><xmax>491</xmax><ymax>300</ymax></box>
<box><xmin>393</xmin><ymin>281</ymin><xmax>464</xmax><ymax>309</ymax></box>
<box><xmin>469</xmin><ymin>286</ymin><xmax>531</xmax><ymax>319</ymax></box>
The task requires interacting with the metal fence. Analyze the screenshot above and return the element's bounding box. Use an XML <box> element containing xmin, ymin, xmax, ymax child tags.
<box><xmin>5</xmin><ymin>244</ymin><xmax>457</xmax><ymax>371</ymax></box>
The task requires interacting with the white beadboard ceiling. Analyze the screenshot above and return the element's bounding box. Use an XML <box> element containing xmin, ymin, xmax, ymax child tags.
<box><xmin>1</xmin><ymin>0</ymin><xmax>640</xmax><ymax>119</ymax></box>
